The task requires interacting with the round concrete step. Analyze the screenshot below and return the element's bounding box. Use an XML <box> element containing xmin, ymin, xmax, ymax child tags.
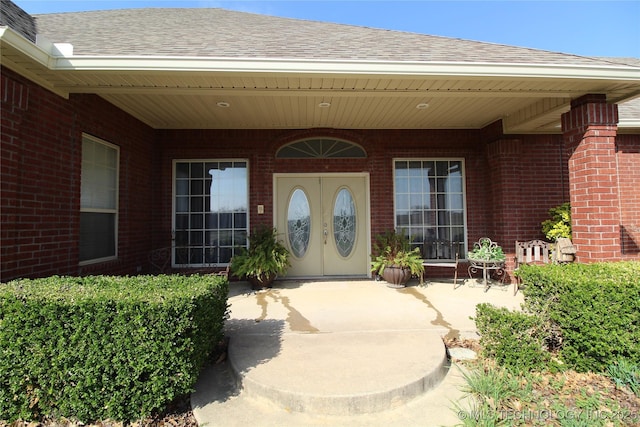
<box><xmin>228</xmin><ymin>329</ymin><xmax>450</xmax><ymax>416</ymax></box>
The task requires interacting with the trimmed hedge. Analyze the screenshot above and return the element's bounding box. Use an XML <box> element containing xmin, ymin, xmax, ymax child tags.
<box><xmin>517</xmin><ymin>261</ymin><xmax>640</xmax><ymax>373</ymax></box>
<box><xmin>0</xmin><ymin>274</ymin><xmax>229</xmax><ymax>423</ymax></box>
<box><xmin>475</xmin><ymin>303</ymin><xmax>553</xmax><ymax>373</ymax></box>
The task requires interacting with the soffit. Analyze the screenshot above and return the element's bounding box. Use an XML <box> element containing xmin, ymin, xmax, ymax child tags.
<box><xmin>87</xmin><ymin>72</ymin><xmax>637</xmax><ymax>132</ymax></box>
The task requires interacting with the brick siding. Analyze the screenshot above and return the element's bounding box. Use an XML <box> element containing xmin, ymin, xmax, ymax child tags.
<box><xmin>2</xmin><ymin>68</ymin><xmax>638</xmax><ymax>281</ymax></box>
<box><xmin>1</xmin><ymin>67</ymin><xmax>155</xmax><ymax>281</ymax></box>
<box><xmin>617</xmin><ymin>134</ymin><xmax>640</xmax><ymax>256</ymax></box>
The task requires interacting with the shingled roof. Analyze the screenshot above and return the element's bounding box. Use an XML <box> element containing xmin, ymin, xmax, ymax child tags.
<box><xmin>2</xmin><ymin>2</ymin><xmax>638</xmax><ymax>131</ymax></box>
<box><xmin>32</xmin><ymin>7</ymin><xmax>633</xmax><ymax>67</ymax></box>
<box><xmin>0</xmin><ymin>0</ymin><xmax>35</xmax><ymax>42</ymax></box>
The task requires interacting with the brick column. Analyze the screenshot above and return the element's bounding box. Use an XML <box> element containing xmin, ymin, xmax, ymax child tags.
<box><xmin>561</xmin><ymin>94</ymin><xmax>620</xmax><ymax>262</ymax></box>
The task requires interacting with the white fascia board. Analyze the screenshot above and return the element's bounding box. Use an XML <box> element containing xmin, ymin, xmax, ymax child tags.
<box><xmin>0</xmin><ymin>27</ymin><xmax>53</xmax><ymax>67</ymax></box>
<box><xmin>620</xmin><ymin>120</ymin><xmax>640</xmax><ymax>128</ymax></box>
<box><xmin>0</xmin><ymin>28</ymin><xmax>70</xmax><ymax>97</ymax></box>
<box><xmin>53</xmin><ymin>55</ymin><xmax>640</xmax><ymax>81</ymax></box>
<box><xmin>3</xmin><ymin>25</ymin><xmax>639</xmax><ymax>82</ymax></box>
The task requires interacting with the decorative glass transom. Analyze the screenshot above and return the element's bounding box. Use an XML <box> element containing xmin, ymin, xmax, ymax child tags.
<box><xmin>276</xmin><ymin>138</ymin><xmax>366</xmax><ymax>159</ymax></box>
<box><xmin>287</xmin><ymin>189</ymin><xmax>311</xmax><ymax>258</ymax></box>
<box><xmin>333</xmin><ymin>188</ymin><xmax>356</xmax><ymax>257</ymax></box>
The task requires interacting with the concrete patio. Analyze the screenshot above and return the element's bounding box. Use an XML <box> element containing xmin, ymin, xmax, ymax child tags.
<box><xmin>191</xmin><ymin>277</ymin><xmax>524</xmax><ymax>426</ymax></box>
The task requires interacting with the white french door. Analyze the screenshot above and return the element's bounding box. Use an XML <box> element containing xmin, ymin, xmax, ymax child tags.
<box><xmin>275</xmin><ymin>174</ymin><xmax>370</xmax><ymax>278</ymax></box>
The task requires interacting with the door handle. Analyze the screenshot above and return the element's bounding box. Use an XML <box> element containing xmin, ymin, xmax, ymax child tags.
<box><xmin>323</xmin><ymin>228</ymin><xmax>328</xmax><ymax>244</ymax></box>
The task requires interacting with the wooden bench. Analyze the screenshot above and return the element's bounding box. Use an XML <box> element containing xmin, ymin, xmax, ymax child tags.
<box><xmin>420</xmin><ymin>240</ymin><xmax>464</xmax><ymax>287</ymax></box>
<box><xmin>513</xmin><ymin>239</ymin><xmax>551</xmax><ymax>295</ymax></box>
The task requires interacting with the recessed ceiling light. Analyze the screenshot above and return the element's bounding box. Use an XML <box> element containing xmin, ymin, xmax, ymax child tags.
<box><xmin>416</xmin><ymin>103</ymin><xmax>430</xmax><ymax>110</ymax></box>
<box><xmin>318</xmin><ymin>102</ymin><xmax>331</xmax><ymax>108</ymax></box>
<box><xmin>216</xmin><ymin>101</ymin><xmax>230</xmax><ymax>108</ymax></box>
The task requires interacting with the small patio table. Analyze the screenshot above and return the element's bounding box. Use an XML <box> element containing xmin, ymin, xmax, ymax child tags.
<box><xmin>468</xmin><ymin>258</ymin><xmax>506</xmax><ymax>291</ymax></box>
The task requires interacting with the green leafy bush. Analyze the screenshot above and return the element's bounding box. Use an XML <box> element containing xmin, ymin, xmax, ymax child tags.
<box><xmin>518</xmin><ymin>262</ymin><xmax>640</xmax><ymax>373</ymax></box>
<box><xmin>541</xmin><ymin>202</ymin><xmax>572</xmax><ymax>241</ymax></box>
<box><xmin>474</xmin><ymin>303</ymin><xmax>553</xmax><ymax>373</ymax></box>
<box><xmin>0</xmin><ymin>274</ymin><xmax>229</xmax><ymax>423</ymax></box>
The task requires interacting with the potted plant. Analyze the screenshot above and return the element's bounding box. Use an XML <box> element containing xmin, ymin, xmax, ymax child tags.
<box><xmin>230</xmin><ymin>225</ymin><xmax>290</xmax><ymax>290</ymax></box>
<box><xmin>467</xmin><ymin>237</ymin><xmax>507</xmax><ymax>288</ymax></box>
<box><xmin>370</xmin><ymin>229</ymin><xmax>424</xmax><ymax>288</ymax></box>
<box><xmin>467</xmin><ymin>237</ymin><xmax>506</xmax><ymax>263</ymax></box>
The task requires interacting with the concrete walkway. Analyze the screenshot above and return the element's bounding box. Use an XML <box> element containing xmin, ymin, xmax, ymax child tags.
<box><xmin>191</xmin><ymin>277</ymin><xmax>523</xmax><ymax>426</ymax></box>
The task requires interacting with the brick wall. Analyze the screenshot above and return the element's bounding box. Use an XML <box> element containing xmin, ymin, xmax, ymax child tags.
<box><xmin>484</xmin><ymin>134</ymin><xmax>568</xmax><ymax>274</ymax></box>
<box><xmin>1</xmin><ymin>67</ymin><xmax>155</xmax><ymax>281</ymax></box>
<box><xmin>155</xmin><ymin>128</ymin><xmax>570</xmax><ymax>274</ymax></box>
<box><xmin>73</xmin><ymin>93</ymin><xmax>156</xmax><ymax>277</ymax></box>
<box><xmin>3</xmin><ymin>67</ymin><xmax>637</xmax><ymax>281</ymax></box>
<box><xmin>617</xmin><ymin>134</ymin><xmax>640</xmax><ymax>257</ymax></box>
<box><xmin>156</xmin><ymin>128</ymin><xmax>486</xmax><ymax>246</ymax></box>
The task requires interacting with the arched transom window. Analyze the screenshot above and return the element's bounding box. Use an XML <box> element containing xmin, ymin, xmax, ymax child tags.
<box><xmin>276</xmin><ymin>138</ymin><xmax>367</xmax><ymax>159</ymax></box>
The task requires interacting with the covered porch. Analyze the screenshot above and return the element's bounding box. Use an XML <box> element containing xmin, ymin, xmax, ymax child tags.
<box><xmin>1</xmin><ymin>2</ymin><xmax>638</xmax><ymax>282</ymax></box>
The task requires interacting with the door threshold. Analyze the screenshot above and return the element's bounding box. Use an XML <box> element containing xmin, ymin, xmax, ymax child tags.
<box><xmin>277</xmin><ymin>275</ymin><xmax>371</xmax><ymax>282</ymax></box>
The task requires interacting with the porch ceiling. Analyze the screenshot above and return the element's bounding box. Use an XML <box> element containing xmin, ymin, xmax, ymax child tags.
<box><xmin>93</xmin><ymin>75</ymin><xmax>636</xmax><ymax>133</ymax></box>
<box><xmin>2</xmin><ymin>28</ymin><xmax>640</xmax><ymax>134</ymax></box>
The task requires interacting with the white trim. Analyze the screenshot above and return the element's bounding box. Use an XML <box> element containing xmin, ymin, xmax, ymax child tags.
<box><xmin>79</xmin><ymin>134</ymin><xmax>119</xmax><ymax>265</ymax></box>
<box><xmin>2</xmin><ymin>27</ymin><xmax>639</xmax><ymax>81</ymax></box>
<box><xmin>0</xmin><ymin>28</ymin><xmax>51</xmax><ymax>67</ymax></box>
<box><xmin>51</xmin><ymin>56</ymin><xmax>640</xmax><ymax>81</ymax></box>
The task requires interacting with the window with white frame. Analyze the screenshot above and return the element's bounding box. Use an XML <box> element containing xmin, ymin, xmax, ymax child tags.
<box><xmin>173</xmin><ymin>160</ymin><xmax>248</xmax><ymax>266</ymax></box>
<box><xmin>80</xmin><ymin>135</ymin><xmax>119</xmax><ymax>263</ymax></box>
<box><xmin>394</xmin><ymin>159</ymin><xmax>466</xmax><ymax>260</ymax></box>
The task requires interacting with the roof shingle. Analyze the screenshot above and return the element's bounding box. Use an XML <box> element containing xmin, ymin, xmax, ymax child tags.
<box><xmin>32</xmin><ymin>7</ymin><xmax>635</xmax><ymax>67</ymax></box>
<box><xmin>0</xmin><ymin>0</ymin><xmax>36</xmax><ymax>42</ymax></box>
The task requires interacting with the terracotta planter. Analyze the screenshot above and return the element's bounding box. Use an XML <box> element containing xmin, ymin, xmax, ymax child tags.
<box><xmin>382</xmin><ymin>265</ymin><xmax>412</xmax><ymax>288</ymax></box>
<box><xmin>248</xmin><ymin>272</ymin><xmax>277</xmax><ymax>290</ymax></box>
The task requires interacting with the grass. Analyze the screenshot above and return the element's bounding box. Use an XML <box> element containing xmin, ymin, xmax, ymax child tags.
<box><xmin>452</xmin><ymin>357</ymin><xmax>640</xmax><ymax>426</ymax></box>
<box><xmin>608</xmin><ymin>358</ymin><xmax>640</xmax><ymax>397</ymax></box>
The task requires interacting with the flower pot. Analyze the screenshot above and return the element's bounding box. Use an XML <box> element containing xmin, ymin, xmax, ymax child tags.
<box><xmin>248</xmin><ymin>272</ymin><xmax>277</xmax><ymax>290</ymax></box>
<box><xmin>382</xmin><ymin>265</ymin><xmax>412</xmax><ymax>288</ymax></box>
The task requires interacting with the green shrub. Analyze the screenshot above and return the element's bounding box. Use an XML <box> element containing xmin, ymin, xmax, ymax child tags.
<box><xmin>0</xmin><ymin>274</ymin><xmax>229</xmax><ymax>423</ymax></box>
<box><xmin>474</xmin><ymin>303</ymin><xmax>553</xmax><ymax>373</ymax></box>
<box><xmin>541</xmin><ymin>202</ymin><xmax>572</xmax><ymax>241</ymax></box>
<box><xmin>518</xmin><ymin>262</ymin><xmax>640</xmax><ymax>373</ymax></box>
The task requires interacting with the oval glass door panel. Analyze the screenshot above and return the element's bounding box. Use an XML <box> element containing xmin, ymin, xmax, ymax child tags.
<box><xmin>333</xmin><ymin>188</ymin><xmax>356</xmax><ymax>257</ymax></box>
<box><xmin>287</xmin><ymin>188</ymin><xmax>311</xmax><ymax>258</ymax></box>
